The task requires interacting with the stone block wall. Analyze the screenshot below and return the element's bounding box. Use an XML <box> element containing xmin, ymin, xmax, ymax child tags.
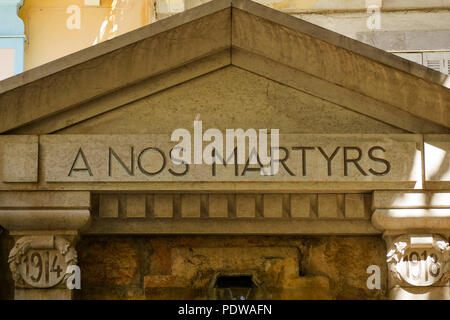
<box><xmin>74</xmin><ymin>235</ymin><xmax>387</xmax><ymax>300</ymax></box>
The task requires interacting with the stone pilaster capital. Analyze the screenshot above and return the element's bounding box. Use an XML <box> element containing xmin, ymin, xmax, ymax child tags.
<box><xmin>371</xmin><ymin>191</ymin><xmax>450</xmax><ymax>236</ymax></box>
<box><xmin>372</xmin><ymin>191</ymin><xmax>450</xmax><ymax>298</ymax></box>
<box><xmin>384</xmin><ymin>233</ymin><xmax>449</xmax><ymax>288</ymax></box>
<box><xmin>0</xmin><ymin>191</ymin><xmax>90</xmax><ymax>296</ymax></box>
<box><xmin>8</xmin><ymin>234</ymin><xmax>79</xmax><ymax>288</ymax></box>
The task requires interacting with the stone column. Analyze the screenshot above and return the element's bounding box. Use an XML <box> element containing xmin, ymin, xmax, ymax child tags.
<box><xmin>0</xmin><ymin>0</ymin><xmax>25</xmax><ymax>80</ymax></box>
<box><xmin>0</xmin><ymin>191</ymin><xmax>91</xmax><ymax>300</ymax></box>
<box><xmin>372</xmin><ymin>191</ymin><xmax>450</xmax><ymax>300</ymax></box>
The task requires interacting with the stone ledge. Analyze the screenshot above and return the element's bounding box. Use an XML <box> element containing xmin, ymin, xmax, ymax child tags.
<box><xmin>373</xmin><ymin>191</ymin><xmax>450</xmax><ymax>209</ymax></box>
<box><xmin>84</xmin><ymin>219</ymin><xmax>379</xmax><ymax>235</ymax></box>
<box><xmin>0</xmin><ymin>191</ymin><xmax>91</xmax><ymax>232</ymax></box>
<box><xmin>0</xmin><ymin>209</ymin><xmax>91</xmax><ymax>231</ymax></box>
<box><xmin>372</xmin><ymin>208</ymin><xmax>450</xmax><ymax>233</ymax></box>
<box><xmin>0</xmin><ymin>191</ymin><xmax>90</xmax><ymax>209</ymax></box>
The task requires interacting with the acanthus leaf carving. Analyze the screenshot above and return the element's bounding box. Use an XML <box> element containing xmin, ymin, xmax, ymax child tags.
<box><xmin>8</xmin><ymin>235</ymin><xmax>78</xmax><ymax>288</ymax></box>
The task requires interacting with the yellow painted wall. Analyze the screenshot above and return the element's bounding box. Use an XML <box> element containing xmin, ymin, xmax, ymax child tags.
<box><xmin>19</xmin><ymin>0</ymin><xmax>153</xmax><ymax>70</ymax></box>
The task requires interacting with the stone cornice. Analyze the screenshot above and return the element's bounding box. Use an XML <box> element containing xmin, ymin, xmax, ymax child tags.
<box><xmin>0</xmin><ymin>0</ymin><xmax>448</xmax><ymax>134</ymax></box>
<box><xmin>0</xmin><ymin>191</ymin><xmax>91</xmax><ymax>233</ymax></box>
<box><xmin>372</xmin><ymin>191</ymin><xmax>450</xmax><ymax>236</ymax></box>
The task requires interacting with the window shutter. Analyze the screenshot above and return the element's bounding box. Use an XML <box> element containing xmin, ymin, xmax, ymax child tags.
<box><xmin>423</xmin><ymin>52</ymin><xmax>450</xmax><ymax>74</ymax></box>
<box><xmin>426</xmin><ymin>59</ymin><xmax>442</xmax><ymax>72</ymax></box>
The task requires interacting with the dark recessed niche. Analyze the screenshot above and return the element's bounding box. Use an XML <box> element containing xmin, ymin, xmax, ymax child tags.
<box><xmin>214</xmin><ymin>275</ymin><xmax>255</xmax><ymax>288</ymax></box>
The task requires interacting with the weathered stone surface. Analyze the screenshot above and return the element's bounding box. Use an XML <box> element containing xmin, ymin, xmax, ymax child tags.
<box><xmin>39</xmin><ymin>133</ymin><xmax>422</xmax><ymax>190</ymax></box>
<box><xmin>345</xmin><ymin>194</ymin><xmax>370</xmax><ymax>219</ymax></box>
<box><xmin>0</xmin><ymin>136</ymin><xmax>38</xmax><ymax>183</ymax></box>
<box><xmin>77</xmin><ymin>238</ymin><xmax>141</xmax><ymax>288</ymax></box>
<box><xmin>372</xmin><ymin>208</ymin><xmax>450</xmax><ymax>232</ymax></box>
<box><xmin>154</xmin><ymin>194</ymin><xmax>174</xmax><ymax>218</ymax></box>
<box><xmin>263</xmin><ymin>194</ymin><xmax>283</xmax><ymax>218</ymax></box>
<box><xmin>232</xmin><ymin>4</ymin><xmax>450</xmax><ymax>129</ymax></box>
<box><xmin>181</xmin><ymin>194</ymin><xmax>201</xmax><ymax>218</ymax></box>
<box><xmin>208</xmin><ymin>194</ymin><xmax>228</xmax><ymax>217</ymax></box>
<box><xmin>0</xmin><ymin>0</ymin><xmax>448</xmax><ymax>302</ymax></box>
<box><xmin>2</xmin><ymin>0</ymin><xmax>447</xmax><ymax>136</ymax></box>
<box><xmin>126</xmin><ymin>194</ymin><xmax>146</xmax><ymax>218</ymax></box>
<box><xmin>58</xmin><ymin>67</ymin><xmax>406</xmax><ymax>135</ymax></box>
<box><xmin>99</xmin><ymin>194</ymin><xmax>119</xmax><ymax>218</ymax></box>
<box><xmin>290</xmin><ymin>194</ymin><xmax>313</xmax><ymax>218</ymax></box>
<box><xmin>75</xmin><ymin>235</ymin><xmax>387</xmax><ymax>300</ymax></box>
<box><xmin>0</xmin><ymin>191</ymin><xmax>90</xmax><ymax>209</ymax></box>
<box><xmin>85</xmin><ymin>192</ymin><xmax>379</xmax><ymax>235</ymax></box>
<box><xmin>318</xmin><ymin>194</ymin><xmax>343</xmax><ymax>218</ymax></box>
<box><xmin>0</xmin><ymin>210</ymin><xmax>91</xmax><ymax>231</ymax></box>
<box><xmin>236</xmin><ymin>194</ymin><xmax>256</xmax><ymax>217</ymax></box>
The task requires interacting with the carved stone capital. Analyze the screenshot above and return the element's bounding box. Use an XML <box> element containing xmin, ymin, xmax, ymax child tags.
<box><xmin>8</xmin><ymin>235</ymin><xmax>78</xmax><ymax>289</ymax></box>
<box><xmin>0</xmin><ymin>191</ymin><xmax>90</xmax><ymax>299</ymax></box>
<box><xmin>385</xmin><ymin>234</ymin><xmax>449</xmax><ymax>288</ymax></box>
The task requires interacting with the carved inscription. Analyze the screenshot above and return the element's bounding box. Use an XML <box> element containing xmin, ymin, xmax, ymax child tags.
<box><xmin>387</xmin><ymin>235</ymin><xmax>449</xmax><ymax>287</ymax></box>
<box><xmin>19</xmin><ymin>249</ymin><xmax>67</xmax><ymax>288</ymax></box>
<box><xmin>8</xmin><ymin>236</ymin><xmax>78</xmax><ymax>288</ymax></box>
<box><xmin>41</xmin><ymin>134</ymin><xmax>421</xmax><ymax>183</ymax></box>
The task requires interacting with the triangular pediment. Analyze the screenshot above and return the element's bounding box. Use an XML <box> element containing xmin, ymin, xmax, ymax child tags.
<box><xmin>0</xmin><ymin>0</ymin><xmax>448</xmax><ymax>134</ymax></box>
<box><xmin>52</xmin><ymin>66</ymin><xmax>405</xmax><ymax>134</ymax></box>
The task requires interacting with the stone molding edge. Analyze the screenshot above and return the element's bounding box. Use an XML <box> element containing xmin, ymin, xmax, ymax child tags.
<box><xmin>0</xmin><ymin>210</ymin><xmax>91</xmax><ymax>231</ymax></box>
<box><xmin>372</xmin><ymin>208</ymin><xmax>450</xmax><ymax>233</ymax></box>
<box><xmin>8</xmin><ymin>235</ymin><xmax>78</xmax><ymax>288</ymax></box>
<box><xmin>371</xmin><ymin>191</ymin><xmax>450</xmax><ymax>234</ymax></box>
<box><xmin>0</xmin><ymin>191</ymin><xmax>91</xmax><ymax>231</ymax></box>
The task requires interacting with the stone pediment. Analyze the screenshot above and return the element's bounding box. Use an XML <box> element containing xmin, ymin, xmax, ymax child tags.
<box><xmin>0</xmin><ymin>0</ymin><xmax>448</xmax><ymax>134</ymax></box>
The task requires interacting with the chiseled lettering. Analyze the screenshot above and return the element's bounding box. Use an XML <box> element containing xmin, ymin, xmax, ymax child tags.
<box><xmin>68</xmin><ymin>147</ymin><xmax>93</xmax><ymax>177</ymax></box>
<box><xmin>169</xmin><ymin>148</ymin><xmax>189</xmax><ymax>176</ymax></box>
<box><xmin>317</xmin><ymin>146</ymin><xmax>340</xmax><ymax>176</ymax></box>
<box><xmin>277</xmin><ymin>147</ymin><xmax>295</xmax><ymax>176</ymax></box>
<box><xmin>292</xmin><ymin>146</ymin><xmax>314</xmax><ymax>176</ymax></box>
<box><xmin>241</xmin><ymin>148</ymin><xmax>264</xmax><ymax>176</ymax></box>
<box><xmin>137</xmin><ymin>147</ymin><xmax>166</xmax><ymax>176</ymax></box>
<box><xmin>212</xmin><ymin>147</ymin><xmax>239</xmax><ymax>176</ymax></box>
<box><xmin>368</xmin><ymin>146</ymin><xmax>391</xmax><ymax>176</ymax></box>
<box><xmin>108</xmin><ymin>147</ymin><xmax>134</xmax><ymax>176</ymax></box>
<box><xmin>344</xmin><ymin>146</ymin><xmax>368</xmax><ymax>176</ymax></box>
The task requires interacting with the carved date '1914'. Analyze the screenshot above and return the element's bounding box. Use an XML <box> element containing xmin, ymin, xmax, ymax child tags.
<box><xmin>20</xmin><ymin>250</ymin><xmax>66</xmax><ymax>288</ymax></box>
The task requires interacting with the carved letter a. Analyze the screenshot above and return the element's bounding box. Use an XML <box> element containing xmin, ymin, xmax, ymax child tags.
<box><xmin>68</xmin><ymin>148</ymin><xmax>93</xmax><ymax>177</ymax></box>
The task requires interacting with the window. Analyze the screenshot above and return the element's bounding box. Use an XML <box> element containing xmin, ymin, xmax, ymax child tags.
<box><xmin>423</xmin><ymin>52</ymin><xmax>450</xmax><ymax>74</ymax></box>
<box><xmin>392</xmin><ymin>51</ymin><xmax>450</xmax><ymax>75</ymax></box>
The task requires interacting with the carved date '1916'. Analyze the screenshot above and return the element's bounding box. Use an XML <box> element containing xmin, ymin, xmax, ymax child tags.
<box><xmin>401</xmin><ymin>250</ymin><xmax>442</xmax><ymax>286</ymax></box>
